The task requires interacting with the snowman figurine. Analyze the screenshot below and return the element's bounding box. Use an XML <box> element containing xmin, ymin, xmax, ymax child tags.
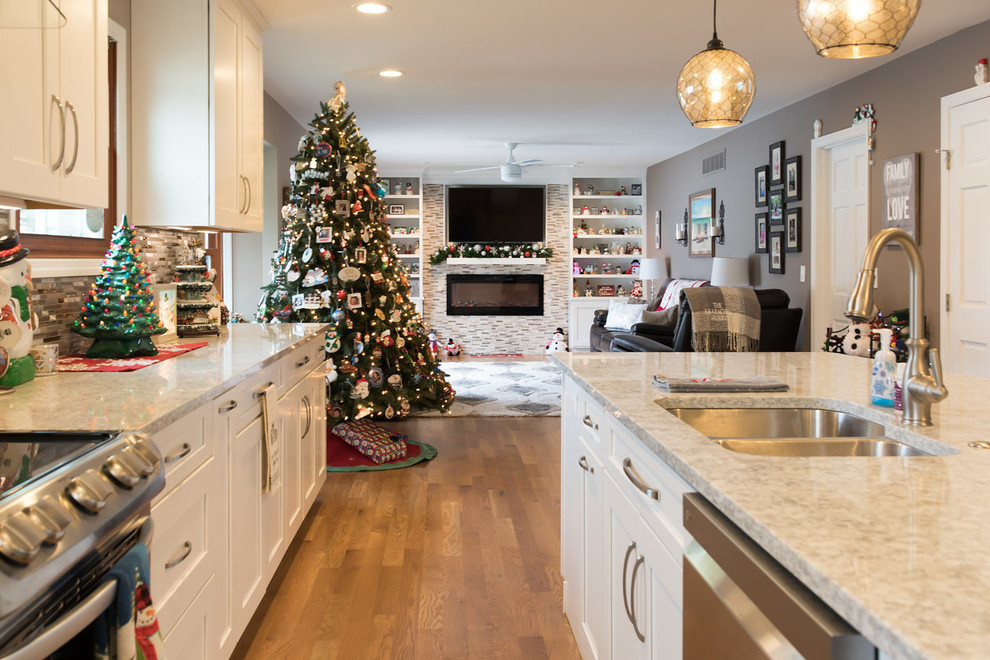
<box><xmin>0</xmin><ymin>232</ymin><xmax>35</xmax><ymax>387</ymax></box>
<box><xmin>545</xmin><ymin>328</ymin><xmax>570</xmax><ymax>354</ymax></box>
<box><xmin>428</xmin><ymin>329</ymin><xmax>441</xmax><ymax>358</ymax></box>
<box><xmin>444</xmin><ymin>338</ymin><xmax>461</xmax><ymax>357</ymax></box>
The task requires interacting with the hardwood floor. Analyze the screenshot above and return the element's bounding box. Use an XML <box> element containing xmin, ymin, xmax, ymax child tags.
<box><xmin>233</xmin><ymin>415</ymin><xmax>581</xmax><ymax>660</ymax></box>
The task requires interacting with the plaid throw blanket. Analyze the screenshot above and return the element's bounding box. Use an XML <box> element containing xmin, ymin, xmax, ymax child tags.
<box><xmin>683</xmin><ymin>287</ymin><xmax>761</xmax><ymax>352</ymax></box>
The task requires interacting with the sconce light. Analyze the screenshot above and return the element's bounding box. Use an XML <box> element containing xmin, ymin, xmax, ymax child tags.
<box><xmin>714</xmin><ymin>201</ymin><xmax>726</xmax><ymax>245</ymax></box>
<box><xmin>676</xmin><ymin>208</ymin><xmax>689</xmax><ymax>246</ymax></box>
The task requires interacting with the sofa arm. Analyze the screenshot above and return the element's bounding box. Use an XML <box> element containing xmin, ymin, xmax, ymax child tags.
<box><xmin>592</xmin><ymin>309</ymin><xmax>608</xmax><ymax>327</ymax></box>
<box><xmin>630</xmin><ymin>322</ymin><xmax>676</xmax><ymax>343</ymax></box>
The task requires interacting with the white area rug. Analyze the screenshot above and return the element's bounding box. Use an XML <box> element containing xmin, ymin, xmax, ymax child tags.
<box><xmin>412</xmin><ymin>361</ymin><xmax>562</xmax><ymax>417</ymax></box>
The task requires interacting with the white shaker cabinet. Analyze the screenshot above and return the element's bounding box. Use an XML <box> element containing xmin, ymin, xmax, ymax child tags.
<box><xmin>131</xmin><ymin>0</ymin><xmax>264</xmax><ymax>231</ymax></box>
<box><xmin>0</xmin><ymin>0</ymin><xmax>108</xmax><ymax>208</ymax></box>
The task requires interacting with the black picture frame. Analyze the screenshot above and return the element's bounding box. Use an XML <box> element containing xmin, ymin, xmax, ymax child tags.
<box><xmin>388</xmin><ymin>204</ymin><xmax>405</xmax><ymax>215</ymax></box>
<box><xmin>755</xmin><ymin>212</ymin><xmax>768</xmax><ymax>253</ymax></box>
<box><xmin>784</xmin><ymin>155</ymin><xmax>802</xmax><ymax>203</ymax></box>
<box><xmin>631</xmin><ymin>183</ymin><xmax>643</xmax><ymax>196</ymax></box>
<box><xmin>769</xmin><ymin>230</ymin><xmax>785</xmax><ymax>274</ymax></box>
<box><xmin>769</xmin><ymin>141</ymin><xmax>785</xmax><ymax>187</ymax></box>
<box><xmin>768</xmin><ymin>191</ymin><xmax>784</xmax><ymax>224</ymax></box>
<box><xmin>785</xmin><ymin>208</ymin><xmax>802</xmax><ymax>253</ymax></box>
<box><xmin>754</xmin><ymin>165</ymin><xmax>768</xmax><ymax>208</ymax></box>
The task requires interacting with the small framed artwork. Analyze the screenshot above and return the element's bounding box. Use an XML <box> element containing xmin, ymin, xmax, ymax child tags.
<box><xmin>334</xmin><ymin>199</ymin><xmax>351</xmax><ymax>217</ymax></box>
<box><xmin>316</xmin><ymin>226</ymin><xmax>332</xmax><ymax>243</ymax></box>
<box><xmin>784</xmin><ymin>155</ymin><xmax>802</xmax><ymax>203</ymax></box>
<box><xmin>769</xmin><ymin>141</ymin><xmax>785</xmax><ymax>187</ymax></box>
<box><xmin>655</xmin><ymin>210</ymin><xmax>661</xmax><ymax>249</ymax></box>
<box><xmin>768</xmin><ymin>191</ymin><xmax>784</xmax><ymax>224</ymax></box>
<box><xmin>597</xmin><ymin>285</ymin><xmax>615</xmax><ymax>297</ymax></box>
<box><xmin>388</xmin><ymin>204</ymin><xmax>405</xmax><ymax>215</ymax></box>
<box><xmin>769</xmin><ymin>230</ymin><xmax>785</xmax><ymax>274</ymax></box>
<box><xmin>631</xmin><ymin>183</ymin><xmax>643</xmax><ymax>196</ymax></box>
<box><xmin>785</xmin><ymin>208</ymin><xmax>802</xmax><ymax>253</ymax></box>
<box><xmin>688</xmin><ymin>188</ymin><xmax>715</xmax><ymax>259</ymax></box>
<box><xmin>346</xmin><ymin>292</ymin><xmax>363</xmax><ymax>310</ymax></box>
<box><xmin>755</xmin><ymin>212</ymin><xmax>768</xmax><ymax>253</ymax></box>
<box><xmin>754</xmin><ymin>165</ymin><xmax>768</xmax><ymax>207</ymax></box>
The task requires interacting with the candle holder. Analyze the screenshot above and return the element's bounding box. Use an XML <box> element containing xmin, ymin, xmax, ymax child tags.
<box><xmin>714</xmin><ymin>201</ymin><xmax>726</xmax><ymax>245</ymax></box>
<box><xmin>676</xmin><ymin>208</ymin><xmax>689</xmax><ymax>246</ymax></box>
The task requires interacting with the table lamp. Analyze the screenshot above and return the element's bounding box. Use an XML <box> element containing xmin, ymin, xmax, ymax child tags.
<box><xmin>710</xmin><ymin>256</ymin><xmax>750</xmax><ymax>287</ymax></box>
<box><xmin>638</xmin><ymin>258</ymin><xmax>666</xmax><ymax>302</ymax></box>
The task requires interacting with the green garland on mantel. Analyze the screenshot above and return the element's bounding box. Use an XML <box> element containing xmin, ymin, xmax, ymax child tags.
<box><xmin>429</xmin><ymin>243</ymin><xmax>554</xmax><ymax>265</ymax></box>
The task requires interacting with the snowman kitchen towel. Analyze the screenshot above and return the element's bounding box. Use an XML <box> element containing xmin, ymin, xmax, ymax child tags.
<box><xmin>94</xmin><ymin>542</ymin><xmax>166</xmax><ymax>660</ymax></box>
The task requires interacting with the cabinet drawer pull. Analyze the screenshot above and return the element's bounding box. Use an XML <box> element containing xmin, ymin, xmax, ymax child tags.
<box><xmin>254</xmin><ymin>382</ymin><xmax>275</xmax><ymax>398</ymax></box>
<box><xmin>218</xmin><ymin>400</ymin><xmax>237</xmax><ymax>413</ymax></box>
<box><xmin>163</xmin><ymin>443</ymin><xmax>191</xmax><ymax>464</ymax></box>
<box><xmin>164</xmin><ymin>541</ymin><xmax>192</xmax><ymax>569</ymax></box>
<box><xmin>622</xmin><ymin>541</ymin><xmax>636</xmax><ymax>627</ymax></box>
<box><xmin>577</xmin><ymin>456</ymin><xmax>594</xmax><ymax>474</ymax></box>
<box><xmin>622</xmin><ymin>458</ymin><xmax>660</xmax><ymax>501</ymax></box>
<box><xmin>64</xmin><ymin>100</ymin><xmax>79</xmax><ymax>173</ymax></box>
<box><xmin>582</xmin><ymin>415</ymin><xmax>598</xmax><ymax>430</ymax></box>
<box><xmin>630</xmin><ymin>553</ymin><xmax>646</xmax><ymax>642</ymax></box>
<box><xmin>296</xmin><ymin>355</ymin><xmax>311</xmax><ymax>368</ymax></box>
<box><xmin>50</xmin><ymin>94</ymin><xmax>65</xmax><ymax>171</ymax></box>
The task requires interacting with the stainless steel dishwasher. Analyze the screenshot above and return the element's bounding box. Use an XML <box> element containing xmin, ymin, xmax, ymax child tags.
<box><xmin>682</xmin><ymin>493</ymin><xmax>876</xmax><ymax>660</ymax></box>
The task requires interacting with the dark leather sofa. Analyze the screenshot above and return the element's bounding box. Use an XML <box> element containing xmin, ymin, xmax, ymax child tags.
<box><xmin>590</xmin><ymin>278</ymin><xmax>705</xmax><ymax>352</ymax></box>
<box><xmin>610</xmin><ymin>288</ymin><xmax>803</xmax><ymax>352</ymax></box>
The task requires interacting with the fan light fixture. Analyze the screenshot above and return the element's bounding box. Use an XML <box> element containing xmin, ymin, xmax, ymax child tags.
<box><xmin>796</xmin><ymin>0</ymin><xmax>921</xmax><ymax>58</ymax></box>
<box><xmin>353</xmin><ymin>2</ymin><xmax>391</xmax><ymax>15</ymax></box>
<box><xmin>676</xmin><ymin>0</ymin><xmax>755</xmax><ymax>129</ymax></box>
<box><xmin>379</xmin><ymin>69</ymin><xmax>403</xmax><ymax>78</ymax></box>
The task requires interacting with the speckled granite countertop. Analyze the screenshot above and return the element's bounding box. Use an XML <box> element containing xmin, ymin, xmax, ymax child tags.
<box><xmin>552</xmin><ymin>350</ymin><xmax>990</xmax><ymax>660</ymax></box>
<box><xmin>0</xmin><ymin>324</ymin><xmax>328</xmax><ymax>435</ymax></box>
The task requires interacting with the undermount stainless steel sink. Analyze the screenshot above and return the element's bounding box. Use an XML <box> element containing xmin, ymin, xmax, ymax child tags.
<box><xmin>664</xmin><ymin>407</ymin><xmax>932</xmax><ymax>457</ymax></box>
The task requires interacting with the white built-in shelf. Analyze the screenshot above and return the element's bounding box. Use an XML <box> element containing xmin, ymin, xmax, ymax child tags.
<box><xmin>396</xmin><ymin>253</ymin><xmax>420</xmax><ymax>258</ymax></box>
<box><xmin>572</xmin><ymin>254</ymin><xmax>641</xmax><ymax>259</ymax></box>
<box><xmin>382</xmin><ymin>174</ymin><xmax>423</xmax><ymax>294</ymax></box>
<box><xmin>390</xmin><ymin>232</ymin><xmax>420</xmax><ymax>238</ymax></box>
<box><xmin>573</xmin><ymin>234</ymin><xmax>643</xmax><ymax>239</ymax></box>
<box><xmin>572</xmin><ymin>215</ymin><xmax>644</xmax><ymax>220</ymax></box>
<box><xmin>445</xmin><ymin>257</ymin><xmax>547</xmax><ymax>265</ymax></box>
<box><xmin>387</xmin><ymin>214</ymin><xmax>421</xmax><ymax>220</ymax></box>
<box><xmin>572</xmin><ymin>274</ymin><xmax>638</xmax><ymax>279</ymax></box>
<box><xmin>573</xmin><ymin>195</ymin><xmax>641</xmax><ymax>201</ymax></box>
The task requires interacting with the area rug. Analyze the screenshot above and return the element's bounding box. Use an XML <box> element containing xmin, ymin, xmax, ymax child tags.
<box><xmin>57</xmin><ymin>342</ymin><xmax>209</xmax><ymax>372</ymax></box>
<box><xmin>412</xmin><ymin>361</ymin><xmax>562</xmax><ymax>417</ymax></box>
<box><xmin>326</xmin><ymin>432</ymin><xmax>437</xmax><ymax>472</ymax></box>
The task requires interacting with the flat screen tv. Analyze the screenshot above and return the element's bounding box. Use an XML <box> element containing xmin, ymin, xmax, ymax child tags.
<box><xmin>446</xmin><ymin>185</ymin><xmax>546</xmax><ymax>244</ymax></box>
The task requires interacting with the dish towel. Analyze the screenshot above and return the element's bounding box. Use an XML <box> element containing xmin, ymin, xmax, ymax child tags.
<box><xmin>94</xmin><ymin>542</ymin><xmax>166</xmax><ymax>660</ymax></box>
<box><xmin>683</xmin><ymin>287</ymin><xmax>761</xmax><ymax>352</ymax></box>
<box><xmin>653</xmin><ymin>374</ymin><xmax>789</xmax><ymax>393</ymax></box>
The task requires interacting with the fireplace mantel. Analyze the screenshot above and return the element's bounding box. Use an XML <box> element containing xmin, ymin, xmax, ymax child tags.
<box><xmin>445</xmin><ymin>257</ymin><xmax>547</xmax><ymax>265</ymax></box>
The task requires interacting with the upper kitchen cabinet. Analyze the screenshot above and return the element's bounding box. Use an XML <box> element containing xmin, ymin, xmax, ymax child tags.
<box><xmin>131</xmin><ymin>0</ymin><xmax>264</xmax><ymax>232</ymax></box>
<box><xmin>0</xmin><ymin>0</ymin><xmax>109</xmax><ymax>209</ymax></box>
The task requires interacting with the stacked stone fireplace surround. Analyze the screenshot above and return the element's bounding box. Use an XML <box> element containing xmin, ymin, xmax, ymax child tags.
<box><xmin>422</xmin><ymin>183</ymin><xmax>570</xmax><ymax>355</ymax></box>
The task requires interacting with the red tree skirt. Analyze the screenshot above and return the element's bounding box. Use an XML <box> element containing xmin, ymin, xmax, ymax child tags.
<box><xmin>57</xmin><ymin>342</ymin><xmax>209</xmax><ymax>372</ymax></box>
<box><xmin>326</xmin><ymin>427</ymin><xmax>436</xmax><ymax>472</ymax></box>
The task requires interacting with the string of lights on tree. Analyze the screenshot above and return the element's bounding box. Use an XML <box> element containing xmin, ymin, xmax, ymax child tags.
<box><xmin>258</xmin><ymin>81</ymin><xmax>453</xmax><ymax>421</ymax></box>
<box><xmin>73</xmin><ymin>216</ymin><xmax>166</xmax><ymax>358</ymax></box>
<box><xmin>429</xmin><ymin>242</ymin><xmax>553</xmax><ymax>265</ymax></box>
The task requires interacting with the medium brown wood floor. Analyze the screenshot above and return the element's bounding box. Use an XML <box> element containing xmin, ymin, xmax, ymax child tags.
<box><xmin>233</xmin><ymin>414</ymin><xmax>581</xmax><ymax>660</ymax></box>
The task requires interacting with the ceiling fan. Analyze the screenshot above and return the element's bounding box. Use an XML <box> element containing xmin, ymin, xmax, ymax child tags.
<box><xmin>454</xmin><ymin>143</ymin><xmax>547</xmax><ymax>182</ymax></box>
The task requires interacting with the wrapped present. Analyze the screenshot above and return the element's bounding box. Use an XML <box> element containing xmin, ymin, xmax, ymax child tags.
<box><xmin>330</xmin><ymin>419</ymin><xmax>408</xmax><ymax>464</ymax></box>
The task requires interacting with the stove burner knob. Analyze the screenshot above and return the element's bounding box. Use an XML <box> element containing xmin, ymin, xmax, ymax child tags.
<box><xmin>26</xmin><ymin>496</ymin><xmax>72</xmax><ymax>545</ymax></box>
<box><xmin>66</xmin><ymin>469</ymin><xmax>114</xmax><ymax>513</ymax></box>
<box><xmin>0</xmin><ymin>511</ymin><xmax>48</xmax><ymax>564</ymax></box>
<box><xmin>104</xmin><ymin>455</ymin><xmax>141</xmax><ymax>488</ymax></box>
<box><xmin>124</xmin><ymin>433</ymin><xmax>161</xmax><ymax>475</ymax></box>
<box><xmin>119</xmin><ymin>445</ymin><xmax>156</xmax><ymax>477</ymax></box>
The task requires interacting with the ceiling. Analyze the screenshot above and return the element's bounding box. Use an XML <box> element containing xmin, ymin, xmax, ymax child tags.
<box><xmin>253</xmin><ymin>0</ymin><xmax>990</xmax><ymax>179</ymax></box>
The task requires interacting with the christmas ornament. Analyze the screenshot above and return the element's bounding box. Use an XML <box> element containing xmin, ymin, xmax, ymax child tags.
<box><xmin>286</xmin><ymin>269</ymin><xmax>300</xmax><ymax>282</ymax></box>
<box><xmin>336</xmin><ymin>290</ymin><xmax>346</xmax><ymax>301</ymax></box>
<box><xmin>332</xmin><ymin>308</ymin><xmax>345</xmax><ymax>322</ymax></box>
<box><xmin>338</xmin><ymin>266</ymin><xmax>361</xmax><ymax>282</ymax></box>
<box><xmin>381</xmin><ymin>330</ymin><xmax>394</xmax><ymax>347</ymax></box>
<box><xmin>351</xmin><ymin>378</ymin><xmax>370</xmax><ymax>399</ymax></box>
<box><xmin>368</xmin><ymin>367</ymin><xmax>384</xmax><ymax>388</ymax></box>
<box><xmin>400</xmin><ymin>400</ymin><xmax>410</xmax><ymax>414</ymax></box>
<box><xmin>354</xmin><ymin>338</ymin><xmax>364</xmax><ymax>354</ymax></box>
<box><xmin>302</xmin><ymin>247</ymin><xmax>313</xmax><ymax>263</ymax></box>
<box><xmin>325</xmin><ymin>330</ymin><xmax>341</xmax><ymax>353</ymax></box>
<box><xmin>384</xmin><ymin>405</ymin><xmax>394</xmax><ymax>419</ymax></box>
<box><xmin>326</xmin><ymin>362</ymin><xmax>338</xmax><ymax>383</ymax></box>
<box><xmin>340</xmin><ymin>361</ymin><xmax>357</xmax><ymax>375</ymax></box>
<box><xmin>301</xmin><ymin>267</ymin><xmax>328</xmax><ymax>287</ymax></box>
<box><xmin>315</xmin><ymin>141</ymin><xmax>332</xmax><ymax>157</ymax></box>
<box><xmin>387</xmin><ymin>374</ymin><xmax>402</xmax><ymax>389</ymax></box>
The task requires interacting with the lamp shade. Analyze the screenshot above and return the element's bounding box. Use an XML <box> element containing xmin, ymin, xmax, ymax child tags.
<box><xmin>796</xmin><ymin>0</ymin><xmax>921</xmax><ymax>59</ymax></box>
<box><xmin>710</xmin><ymin>256</ymin><xmax>750</xmax><ymax>287</ymax></box>
<box><xmin>638</xmin><ymin>258</ymin><xmax>667</xmax><ymax>282</ymax></box>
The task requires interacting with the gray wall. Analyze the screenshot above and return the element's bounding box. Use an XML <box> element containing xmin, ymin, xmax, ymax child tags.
<box><xmin>647</xmin><ymin>19</ymin><xmax>990</xmax><ymax>351</ymax></box>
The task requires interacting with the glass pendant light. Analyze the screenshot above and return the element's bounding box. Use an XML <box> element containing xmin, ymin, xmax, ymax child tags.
<box><xmin>676</xmin><ymin>0</ymin><xmax>755</xmax><ymax>128</ymax></box>
<box><xmin>796</xmin><ymin>0</ymin><xmax>922</xmax><ymax>59</ymax></box>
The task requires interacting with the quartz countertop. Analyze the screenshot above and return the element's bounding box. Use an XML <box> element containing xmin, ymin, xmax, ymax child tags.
<box><xmin>552</xmin><ymin>350</ymin><xmax>990</xmax><ymax>660</ymax></box>
<box><xmin>0</xmin><ymin>324</ymin><xmax>328</xmax><ymax>435</ymax></box>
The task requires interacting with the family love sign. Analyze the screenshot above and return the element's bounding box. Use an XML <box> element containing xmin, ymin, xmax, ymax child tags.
<box><xmin>881</xmin><ymin>153</ymin><xmax>918</xmax><ymax>240</ymax></box>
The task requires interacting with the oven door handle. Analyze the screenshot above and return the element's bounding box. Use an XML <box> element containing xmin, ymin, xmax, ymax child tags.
<box><xmin>1</xmin><ymin>519</ymin><xmax>153</xmax><ymax>660</ymax></box>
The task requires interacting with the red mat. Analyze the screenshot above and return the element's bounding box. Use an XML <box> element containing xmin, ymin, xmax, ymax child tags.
<box><xmin>57</xmin><ymin>342</ymin><xmax>209</xmax><ymax>372</ymax></box>
<box><xmin>326</xmin><ymin>427</ymin><xmax>436</xmax><ymax>472</ymax></box>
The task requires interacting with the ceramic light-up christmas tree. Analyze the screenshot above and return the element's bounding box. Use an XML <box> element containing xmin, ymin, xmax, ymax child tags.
<box><xmin>258</xmin><ymin>81</ymin><xmax>453</xmax><ymax>421</ymax></box>
<box><xmin>74</xmin><ymin>217</ymin><xmax>166</xmax><ymax>358</ymax></box>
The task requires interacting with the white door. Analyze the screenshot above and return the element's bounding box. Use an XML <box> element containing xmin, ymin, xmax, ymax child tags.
<box><xmin>941</xmin><ymin>86</ymin><xmax>990</xmax><ymax>377</ymax></box>
<box><xmin>810</xmin><ymin>124</ymin><xmax>871</xmax><ymax>342</ymax></box>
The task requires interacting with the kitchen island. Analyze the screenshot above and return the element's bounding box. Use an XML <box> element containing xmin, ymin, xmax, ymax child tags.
<box><xmin>554</xmin><ymin>350</ymin><xmax>989</xmax><ymax>660</ymax></box>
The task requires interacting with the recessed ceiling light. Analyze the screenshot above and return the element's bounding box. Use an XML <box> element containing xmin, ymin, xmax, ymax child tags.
<box><xmin>354</xmin><ymin>3</ymin><xmax>391</xmax><ymax>14</ymax></box>
<box><xmin>379</xmin><ymin>69</ymin><xmax>403</xmax><ymax>78</ymax></box>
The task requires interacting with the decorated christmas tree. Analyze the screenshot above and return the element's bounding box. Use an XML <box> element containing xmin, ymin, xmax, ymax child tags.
<box><xmin>73</xmin><ymin>217</ymin><xmax>166</xmax><ymax>358</ymax></box>
<box><xmin>258</xmin><ymin>81</ymin><xmax>453</xmax><ymax>421</ymax></box>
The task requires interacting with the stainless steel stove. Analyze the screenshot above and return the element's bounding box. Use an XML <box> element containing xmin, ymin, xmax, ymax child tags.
<box><xmin>0</xmin><ymin>431</ymin><xmax>164</xmax><ymax>658</ymax></box>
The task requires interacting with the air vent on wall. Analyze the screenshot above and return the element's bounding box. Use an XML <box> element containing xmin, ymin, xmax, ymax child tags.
<box><xmin>702</xmin><ymin>149</ymin><xmax>726</xmax><ymax>175</ymax></box>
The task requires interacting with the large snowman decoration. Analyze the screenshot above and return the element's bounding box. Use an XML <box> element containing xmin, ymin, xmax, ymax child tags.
<box><xmin>0</xmin><ymin>231</ymin><xmax>36</xmax><ymax>386</ymax></box>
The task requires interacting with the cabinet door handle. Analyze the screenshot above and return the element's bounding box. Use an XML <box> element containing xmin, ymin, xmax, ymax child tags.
<box><xmin>582</xmin><ymin>415</ymin><xmax>598</xmax><ymax>430</ymax></box>
<box><xmin>623</xmin><ymin>458</ymin><xmax>660</xmax><ymax>501</ymax></box>
<box><xmin>218</xmin><ymin>400</ymin><xmax>237</xmax><ymax>413</ymax></box>
<box><xmin>164</xmin><ymin>541</ymin><xmax>192</xmax><ymax>569</ymax></box>
<box><xmin>301</xmin><ymin>394</ymin><xmax>312</xmax><ymax>437</ymax></box>
<box><xmin>577</xmin><ymin>455</ymin><xmax>594</xmax><ymax>474</ymax></box>
<box><xmin>64</xmin><ymin>100</ymin><xmax>78</xmax><ymax>173</ymax></box>
<box><xmin>630</xmin><ymin>553</ymin><xmax>646</xmax><ymax>643</ymax></box>
<box><xmin>622</xmin><ymin>541</ymin><xmax>636</xmax><ymax>627</ymax></box>
<box><xmin>163</xmin><ymin>443</ymin><xmax>191</xmax><ymax>464</ymax></box>
<box><xmin>296</xmin><ymin>354</ymin><xmax>311</xmax><ymax>368</ymax></box>
<box><xmin>50</xmin><ymin>94</ymin><xmax>65</xmax><ymax>171</ymax></box>
<box><xmin>245</xmin><ymin>176</ymin><xmax>252</xmax><ymax>214</ymax></box>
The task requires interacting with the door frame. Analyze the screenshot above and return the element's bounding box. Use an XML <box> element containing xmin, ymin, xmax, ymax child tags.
<box><xmin>809</xmin><ymin>122</ymin><xmax>871</xmax><ymax>343</ymax></box>
<box><xmin>939</xmin><ymin>83</ymin><xmax>990</xmax><ymax>357</ymax></box>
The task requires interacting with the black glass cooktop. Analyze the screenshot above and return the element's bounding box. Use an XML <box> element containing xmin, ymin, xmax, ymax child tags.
<box><xmin>0</xmin><ymin>432</ymin><xmax>117</xmax><ymax>499</ymax></box>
